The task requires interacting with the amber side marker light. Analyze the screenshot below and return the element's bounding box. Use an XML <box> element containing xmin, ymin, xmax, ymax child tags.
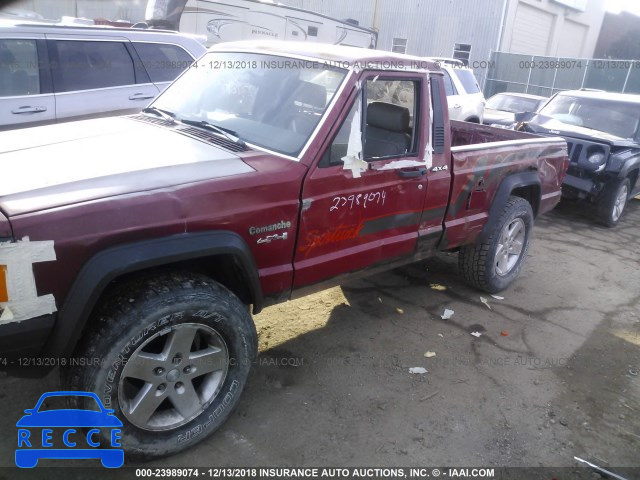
<box><xmin>0</xmin><ymin>265</ymin><xmax>8</xmax><ymax>303</ymax></box>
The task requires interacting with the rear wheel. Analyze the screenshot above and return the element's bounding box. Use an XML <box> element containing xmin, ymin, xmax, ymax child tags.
<box><xmin>597</xmin><ymin>178</ymin><xmax>630</xmax><ymax>227</ymax></box>
<box><xmin>64</xmin><ymin>272</ymin><xmax>257</xmax><ymax>459</ymax></box>
<box><xmin>459</xmin><ymin>196</ymin><xmax>533</xmax><ymax>293</ymax></box>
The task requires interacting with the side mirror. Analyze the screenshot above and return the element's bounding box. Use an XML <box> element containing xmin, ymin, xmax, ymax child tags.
<box><xmin>23</xmin><ymin>409</ymin><xmax>34</xmax><ymax>414</ymax></box>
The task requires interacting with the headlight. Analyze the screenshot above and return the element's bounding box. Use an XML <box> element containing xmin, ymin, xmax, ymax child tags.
<box><xmin>586</xmin><ymin>147</ymin><xmax>606</xmax><ymax>166</ymax></box>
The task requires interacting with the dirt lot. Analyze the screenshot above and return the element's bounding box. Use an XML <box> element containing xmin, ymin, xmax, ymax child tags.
<box><xmin>1</xmin><ymin>198</ymin><xmax>639</xmax><ymax>476</ymax></box>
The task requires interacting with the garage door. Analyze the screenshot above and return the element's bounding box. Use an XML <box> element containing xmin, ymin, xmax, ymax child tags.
<box><xmin>510</xmin><ymin>3</ymin><xmax>554</xmax><ymax>55</ymax></box>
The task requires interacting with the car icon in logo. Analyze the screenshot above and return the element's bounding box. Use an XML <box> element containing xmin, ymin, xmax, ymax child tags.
<box><xmin>16</xmin><ymin>391</ymin><xmax>124</xmax><ymax>468</ymax></box>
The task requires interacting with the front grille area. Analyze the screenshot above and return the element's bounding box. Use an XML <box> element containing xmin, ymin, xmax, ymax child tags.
<box><xmin>565</xmin><ymin>141</ymin><xmax>583</xmax><ymax>163</ymax></box>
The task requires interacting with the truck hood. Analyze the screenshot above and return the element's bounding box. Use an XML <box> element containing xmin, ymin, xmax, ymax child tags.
<box><xmin>0</xmin><ymin>116</ymin><xmax>254</xmax><ymax>216</ymax></box>
<box><xmin>521</xmin><ymin>113</ymin><xmax>638</xmax><ymax>147</ymax></box>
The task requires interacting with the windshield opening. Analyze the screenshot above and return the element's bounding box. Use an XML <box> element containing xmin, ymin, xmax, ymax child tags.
<box><xmin>151</xmin><ymin>53</ymin><xmax>348</xmax><ymax>157</ymax></box>
<box><xmin>538</xmin><ymin>95</ymin><xmax>640</xmax><ymax>140</ymax></box>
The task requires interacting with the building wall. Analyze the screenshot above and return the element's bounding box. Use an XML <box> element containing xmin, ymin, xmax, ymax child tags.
<box><xmin>594</xmin><ymin>11</ymin><xmax>640</xmax><ymax>59</ymax></box>
<box><xmin>286</xmin><ymin>0</ymin><xmax>504</xmax><ymax>58</ymax></box>
<box><xmin>284</xmin><ymin>0</ymin><xmax>505</xmax><ymax>85</ymax></box>
<box><xmin>500</xmin><ymin>0</ymin><xmax>606</xmax><ymax>58</ymax></box>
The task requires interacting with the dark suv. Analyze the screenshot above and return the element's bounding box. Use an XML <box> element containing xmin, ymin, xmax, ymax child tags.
<box><xmin>517</xmin><ymin>90</ymin><xmax>640</xmax><ymax>226</ymax></box>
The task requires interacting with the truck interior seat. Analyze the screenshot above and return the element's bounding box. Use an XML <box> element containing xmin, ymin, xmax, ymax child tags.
<box><xmin>364</xmin><ymin>101</ymin><xmax>411</xmax><ymax>158</ymax></box>
<box><xmin>290</xmin><ymin>81</ymin><xmax>327</xmax><ymax>134</ymax></box>
<box><xmin>263</xmin><ymin>79</ymin><xmax>327</xmax><ymax>135</ymax></box>
<box><xmin>293</xmin><ymin>81</ymin><xmax>326</xmax><ymax>111</ymax></box>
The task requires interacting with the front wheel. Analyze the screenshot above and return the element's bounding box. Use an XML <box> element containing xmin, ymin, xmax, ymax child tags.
<box><xmin>597</xmin><ymin>178</ymin><xmax>630</xmax><ymax>227</ymax></box>
<box><xmin>65</xmin><ymin>272</ymin><xmax>257</xmax><ymax>459</ymax></box>
<box><xmin>459</xmin><ymin>196</ymin><xmax>533</xmax><ymax>293</ymax></box>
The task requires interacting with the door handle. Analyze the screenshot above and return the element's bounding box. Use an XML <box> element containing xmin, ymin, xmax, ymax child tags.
<box><xmin>453</xmin><ymin>104</ymin><xmax>461</xmax><ymax>109</ymax></box>
<box><xmin>11</xmin><ymin>106</ymin><xmax>47</xmax><ymax>114</ymax></box>
<box><xmin>129</xmin><ymin>93</ymin><xmax>156</xmax><ymax>100</ymax></box>
<box><xmin>397</xmin><ymin>168</ymin><xmax>427</xmax><ymax>178</ymax></box>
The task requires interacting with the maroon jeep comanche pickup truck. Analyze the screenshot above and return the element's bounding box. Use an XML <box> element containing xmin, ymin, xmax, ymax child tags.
<box><xmin>0</xmin><ymin>42</ymin><xmax>568</xmax><ymax>457</ymax></box>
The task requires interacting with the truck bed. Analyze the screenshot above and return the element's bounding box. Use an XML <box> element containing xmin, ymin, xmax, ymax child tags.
<box><xmin>441</xmin><ymin>120</ymin><xmax>569</xmax><ymax>249</ymax></box>
<box><xmin>450</xmin><ymin>119</ymin><xmax>541</xmax><ymax>147</ymax></box>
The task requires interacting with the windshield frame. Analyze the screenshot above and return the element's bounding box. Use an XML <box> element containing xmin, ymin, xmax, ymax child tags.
<box><xmin>538</xmin><ymin>93</ymin><xmax>640</xmax><ymax>141</ymax></box>
<box><xmin>147</xmin><ymin>50</ymin><xmax>353</xmax><ymax>161</ymax></box>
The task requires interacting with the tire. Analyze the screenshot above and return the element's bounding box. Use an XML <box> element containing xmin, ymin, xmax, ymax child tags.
<box><xmin>64</xmin><ymin>272</ymin><xmax>257</xmax><ymax>459</ymax></box>
<box><xmin>459</xmin><ymin>196</ymin><xmax>533</xmax><ymax>293</ymax></box>
<box><xmin>596</xmin><ymin>178</ymin><xmax>630</xmax><ymax>227</ymax></box>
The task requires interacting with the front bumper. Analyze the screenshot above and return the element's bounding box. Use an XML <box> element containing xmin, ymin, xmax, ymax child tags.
<box><xmin>563</xmin><ymin>173</ymin><xmax>596</xmax><ymax>195</ymax></box>
<box><xmin>0</xmin><ymin>313</ymin><xmax>55</xmax><ymax>376</ymax></box>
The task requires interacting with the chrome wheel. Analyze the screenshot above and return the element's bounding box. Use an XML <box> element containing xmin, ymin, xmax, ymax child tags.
<box><xmin>118</xmin><ymin>323</ymin><xmax>229</xmax><ymax>431</ymax></box>
<box><xmin>612</xmin><ymin>184</ymin><xmax>628</xmax><ymax>222</ymax></box>
<box><xmin>495</xmin><ymin>218</ymin><xmax>525</xmax><ymax>276</ymax></box>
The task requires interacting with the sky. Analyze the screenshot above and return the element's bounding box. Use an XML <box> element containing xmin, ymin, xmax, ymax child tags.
<box><xmin>605</xmin><ymin>0</ymin><xmax>640</xmax><ymax>15</ymax></box>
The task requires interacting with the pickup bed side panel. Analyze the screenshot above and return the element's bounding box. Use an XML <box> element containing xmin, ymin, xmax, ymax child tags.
<box><xmin>441</xmin><ymin>122</ymin><xmax>568</xmax><ymax>250</ymax></box>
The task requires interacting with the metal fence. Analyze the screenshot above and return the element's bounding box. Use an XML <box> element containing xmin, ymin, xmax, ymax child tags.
<box><xmin>484</xmin><ymin>51</ymin><xmax>640</xmax><ymax>99</ymax></box>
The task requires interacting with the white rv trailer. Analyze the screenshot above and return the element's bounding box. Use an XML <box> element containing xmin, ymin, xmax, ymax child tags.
<box><xmin>145</xmin><ymin>0</ymin><xmax>377</xmax><ymax>48</ymax></box>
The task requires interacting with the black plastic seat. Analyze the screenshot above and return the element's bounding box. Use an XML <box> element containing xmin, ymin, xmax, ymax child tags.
<box><xmin>364</xmin><ymin>102</ymin><xmax>411</xmax><ymax>158</ymax></box>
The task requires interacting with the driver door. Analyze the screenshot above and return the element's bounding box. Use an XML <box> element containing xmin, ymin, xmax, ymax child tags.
<box><xmin>293</xmin><ymin>72</ymin><xmax>430</xmax><ymax>292</ymax></box>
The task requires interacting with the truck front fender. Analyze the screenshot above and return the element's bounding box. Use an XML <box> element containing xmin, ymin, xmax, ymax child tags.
<box><xmin>480</xmin><ymin>172</ymin><xmax>541</xmax><ymax>242</ymax></box>
<box><xmin>44</xmin><ymin>231</ymin><xmax>263</xmax><ymax>358</ymax></box>
<box><xmin>619</xmin><ymin>156</ymin><xmax>640</xmax><ymax>188</ymax></box>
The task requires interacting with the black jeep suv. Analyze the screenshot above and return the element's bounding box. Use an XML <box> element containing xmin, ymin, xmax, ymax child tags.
<box><xmin>517</xmin><ymin>90</ymin><xmax>640</xmax><ymax>226</ymax></box>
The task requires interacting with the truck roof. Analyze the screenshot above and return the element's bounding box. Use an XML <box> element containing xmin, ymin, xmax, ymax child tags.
<box><xmin>210</xmin><ymin>40</ymin><xmax>442</xmax><ymax>71</ymax></box>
